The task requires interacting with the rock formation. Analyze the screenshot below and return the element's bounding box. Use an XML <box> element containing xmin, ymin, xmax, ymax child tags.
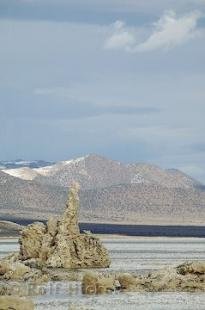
<box><xmin>0</xmin><ymin>296</ymin><xmax>34</xmax><ymax>310</ymax></box>
<box><xmin>18</xmin><ymin>182</ymin><xmax>110</xmax><ymax>268</ymax></box>
<box><xmin>82</xmin><ymin>261</ymin><xmax>205</xmax><ymax>294</ymax></box>
<box><xmin>82</xmin><ymin>271</ymin><xmax>116</xmax><ymax>294</ymax></box>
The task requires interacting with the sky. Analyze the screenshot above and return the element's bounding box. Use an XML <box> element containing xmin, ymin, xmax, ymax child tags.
<box><xmin>0</xmin><ymin>0</ymin><xmax>205</xmax><ymax>182</ymax></box>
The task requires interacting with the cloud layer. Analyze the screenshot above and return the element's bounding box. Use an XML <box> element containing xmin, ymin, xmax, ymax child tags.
<box><xmin>0</xmin><ymin>2</ymin><xmax>205</xmax><ymax>183</ymax></box>
<box><xmin>105</xmin><ymin>11</ymin><xmax>203</xmax><ymax>52</ymax></box>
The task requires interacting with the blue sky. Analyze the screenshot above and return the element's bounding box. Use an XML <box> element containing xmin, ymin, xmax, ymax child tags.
<box><xmin>0</xmin><ymin>0</ymin><xmax>205</xmax><ymax>182</ymax></box>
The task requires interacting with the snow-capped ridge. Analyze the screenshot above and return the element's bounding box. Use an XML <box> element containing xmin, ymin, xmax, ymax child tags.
<box><xmin>2</xmin><ymin>167</ymin><xmax>39</xmax><ymax>181</ymax></box>
<box><xmin>0</xmin><ymin>154</ymin><xmax>202</xmax><ymax>189</ymax></box>
<box><xmin>34</xmin><ymin>155</ymin><xmax>90</xmax><ymax>176</ymax></box>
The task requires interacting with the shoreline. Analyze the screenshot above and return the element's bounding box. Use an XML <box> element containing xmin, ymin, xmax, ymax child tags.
<box><xmin>1</xmin><ymin>220</ymin><xmax>205</xmax><ymax>238</ymax></box>
<box><xmin>1</xmin><ymin>215</ymin><xmax>205</xmax><ymax>226</ymax></box>
<box><xmin>1</xmin><ymin>235</ymin><xmax>205</xmax><ymax>241</ymax></box>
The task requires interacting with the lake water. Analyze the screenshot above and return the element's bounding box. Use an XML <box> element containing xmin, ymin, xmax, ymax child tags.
<box><xmin>1</xmin><ymin>236</ymin><xmax>205</xmax><ymax>309</ymax></box>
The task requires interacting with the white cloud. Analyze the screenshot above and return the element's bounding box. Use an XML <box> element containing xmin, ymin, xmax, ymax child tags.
<box><xmin>105</xmin><ymin>11</ymin><xmax>203</xmax><ymax>52</ymax></box>
<box><xmin>136</xmin><ymin>10</ymin><xmax>202</xmax><ymax>52</ymax></box>
<box><xmin>104</xmin><ymin>20</ymin><xmax>136</xmax><ymax>50</ymax></box>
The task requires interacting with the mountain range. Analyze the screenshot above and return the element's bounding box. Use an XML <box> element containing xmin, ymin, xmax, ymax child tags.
<box><xmin>0</xmin><ymin>154</ymin><xmax>204</xmax><ymax>225</ymax></box>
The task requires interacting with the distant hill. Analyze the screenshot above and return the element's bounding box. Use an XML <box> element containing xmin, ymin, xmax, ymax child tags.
<box><xmin>0</xmin><ymin>221</ymin><xmax>22</xmax><ymax>237</ymax></box>
<box><xmin>0</xmin><ymin>170</ymin><xmax>66</xmax><ymax>220</ymax></box>
<box><xmin>79</xmin><ymin>183</ymin><xmax>205</xmax><ymax>225</ymax></box>
<box><xmin>0</xmin><ymin>154</ymin><xmax>204</xmax><ymax>225</ymax></box>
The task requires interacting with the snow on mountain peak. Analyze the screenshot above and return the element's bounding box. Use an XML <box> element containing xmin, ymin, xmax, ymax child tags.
<box><xmin>64</xmin><ymin>155</ymin><xmax>88</xmax><ymax>165</ymax></box>
<box><xmin>2</xmin><ymin>167</ymin><xmax>39</xmax><ymax>180</ymax></box>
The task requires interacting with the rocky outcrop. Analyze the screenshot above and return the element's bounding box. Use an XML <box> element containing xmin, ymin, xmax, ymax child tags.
<box><xmin>82</xmin><ymin>271</ymin><xmax>116</xmax><ymax>294</ymax></box>
<box><xmin>82</xmin><ymin>261</ymin><xmax>205</xmax><ymax>294</ymax></box>
<box><xmin>18</xmin><ymin>183</ymin><xmax>110</xmax><ymax>269</ymax></box>
<box><xmin>0</xmin><ymin>254</ymin><xmax>49</xmax><ymax>283</ymax></box>
<box><xmin>0</xmin><ymin>296</ymin><xmax>34</xmax><ymax>310</ymax></box>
